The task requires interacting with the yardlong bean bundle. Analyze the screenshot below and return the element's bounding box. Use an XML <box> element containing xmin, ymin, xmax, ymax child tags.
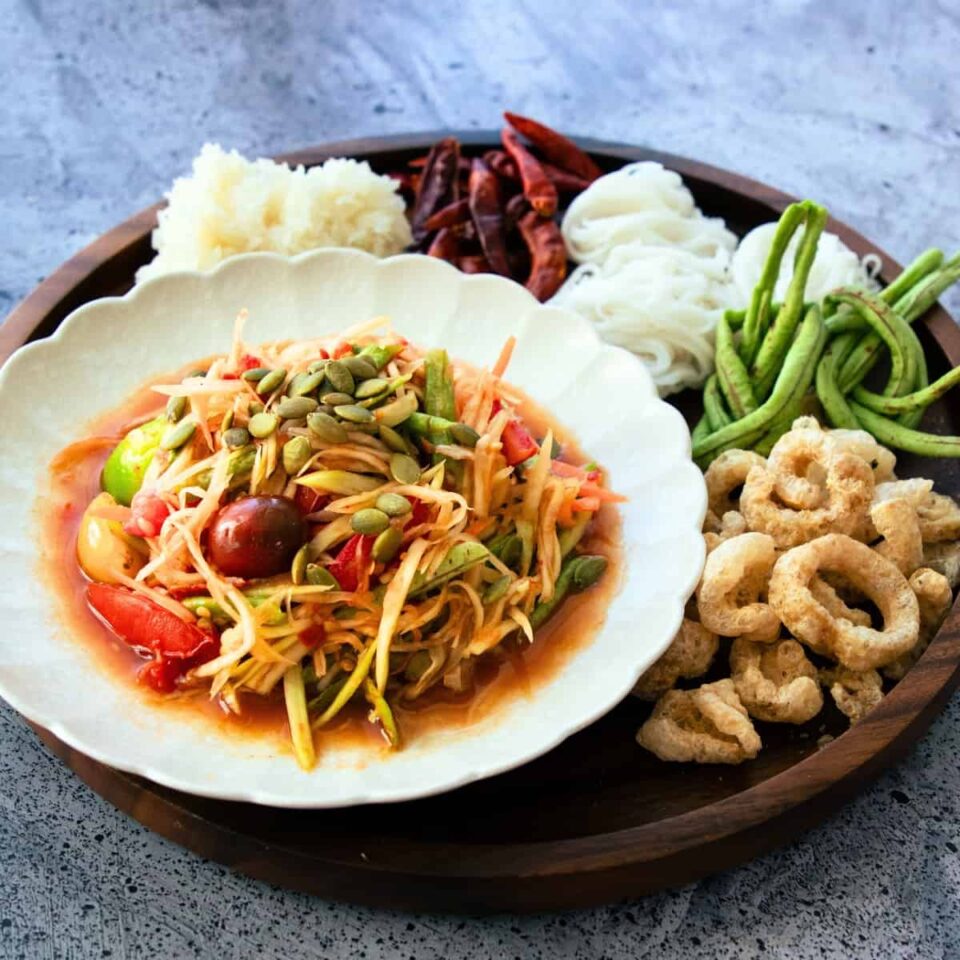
<box><xmin>693</xmin><ymin>202</ymin><xmax>960</xmax><ymax>465</ymax></box>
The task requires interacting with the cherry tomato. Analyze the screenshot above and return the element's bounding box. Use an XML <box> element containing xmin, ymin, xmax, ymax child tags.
<box><xmin>208</xmin><ymin>495</ymin><xmax>307</xmax><ymax>578</ymax></box>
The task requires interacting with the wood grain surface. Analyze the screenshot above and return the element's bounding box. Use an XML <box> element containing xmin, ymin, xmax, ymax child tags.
<box><xmin>6</xmin><ymin>134</ymin><xmax>960</xmax><ymax>913</ymax></box>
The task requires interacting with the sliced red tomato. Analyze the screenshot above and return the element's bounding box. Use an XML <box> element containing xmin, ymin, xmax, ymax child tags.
<box><xmin>331</xmin><ymin>341</ymin><xmax>354</xmax><ymax>359</ymax></box>
<box><xmin>326</xmin><ymin>533</ymin><xmax>373</xmax><ymax>593</ymax></box>
<box><xmin>87</xmin><ymin>584</ymin><xmax>219</xmax><ymax>692</ymax></box>
<box><xmin>501</xmin><ymin>419</ymin><xmax>539</xmax><ymax>465</ymax></box>
<box><xmin>122</xmin><ymin>489</ymin><xmax>172</xmax><ymax>538</ymax></box>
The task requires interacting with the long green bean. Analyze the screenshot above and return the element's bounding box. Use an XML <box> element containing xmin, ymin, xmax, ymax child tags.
<box><xmin>815</xmin><ymin>345</ymin><xmax>860</xmax><ymax>429</ymax></box>
<box><xmin>715</xmin><ymin>314</ymin><xmax>758</xmax><ymax>417</ymax></box>
<box><xmin>739</xmin><ymin>203</ymin><xmax>806</xmax><ymax>366</ymax></box>
<box><xmin>693</xmin><ymin>304</ymin><xmax>825</xmax><ymax>465</ymax></box>
<box><xmin>702</xmin><ymin>374</ymin><xmax>733</xmax><ymax>432</ymax></box>
<box><xmin>852</xmin><ymin>364</ymin><xmax>960</xmax><ymax>415</ymax></box>
<box><xmin>850</xmin><ymin>402</ymin><xmax>960</xmax><ymax>457</ymax></box>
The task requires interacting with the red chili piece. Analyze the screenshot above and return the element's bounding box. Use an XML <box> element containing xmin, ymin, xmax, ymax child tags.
<box><xmin>500</xmin><ymin>128</ymin><xmax>557</xmax><ymax>217</ymax></box>
<box><xmin>411</xmin><ymin>137</ymin><xmax>461</xmax><ymax>242</ymax></box>
<box><xmin>86</xmin><ymin>584</ymin><xmax>219</xmax><ymax>692</ymax></box>
<box><xmin>326</xmin><ymin>533</ymin><xmax>373</xmax><ymax>593</ymax></box>
<box><xmin>467</xmin><ymin>158</ymin><xmax>511</xmax><ymax>276</ymax></box>
<box><xmin>517</xmin><ymin>211</ymin><xmax>567</xmax><ymax>301</ymax></box>
<box><xmin>484</xmin><ymin>150</ymin><xmax>589</xmax><ymax>194</ymax></box>
<box><xmin>503</xmin><ymin>112</ymin><xmax>603</xmax><ymax>182</ymax></box>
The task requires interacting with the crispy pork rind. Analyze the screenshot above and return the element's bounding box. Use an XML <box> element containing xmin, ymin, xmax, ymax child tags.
<box><xmin>809</xmin><ymin>576</ymin><xmax>872</xmax><ymax>627</ymax></box>
<box><xmin>915</xmin><ymin>491</ymin><xmax>960</xmax><ymax>543</ymax></box>
<box><xmin>730</xmin><ymin>636</ymin><xmax>822</xmax><ymax>724</ymax></box>
<box><xmin>883</xmin><ymin>567</ymin><xmax>954</xmax><ymax>680</ymax></box>
<box><xmin>922</xmin><ymin>541</ymin><xmax>960</xmax><ymax>589</ymax></box>
<box><xmin>696</xmin><ymin>533</ymin><xmax>780</xmax><ymax>642</ymax></box>
<box><xmin>636</xmin><ymin>679</ymin><xmax>761</xmax><ymax>764</ymax></box>
<box><xmin>768</xmin><ymin>533</ymin><xmax>919</xmax><ymax>671</ymax></box>
<box><xmin>704</xmin><ymin>449</ymin><xmax>766</xmax><ymax>517</ymax></box>
<box><xmin>874</xmin><ymin>477</ymin><xmax>934</xmax><ymax>508</ymax></box>
<box><xmin>740</xmin><ymin>453</ymin><xmax>874</xmax><ymax>550</ymax></box>
<box><xmin>820</xmin><ymin>665</ymin><xmax>884</xmax><ymax>725</ymax></box>
<box><xmin>766</xmin><ymin>423</ymin><xmax>833</xmax><ymax>510</ymax></box>
<box><xmin>703</xmin><ymin>510</ymin><xmax>748</xmax><ymax>553</ymax></box>
<box><xmin>827</xmin><ymin>427</ymin><xmax>897</xmax><ymax>483</ymax></box>
<box><xmin>632</xmin><ymin>618</ymin><xmax>719</xmax><ymax>701</ymax></box>
<box><xmin>870</xmin><ymin>498</ymin><xmax>924</xmax><ymax>576</ymax></box>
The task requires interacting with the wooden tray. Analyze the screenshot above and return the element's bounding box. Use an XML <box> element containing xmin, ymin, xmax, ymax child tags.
<box><xmin>3</xmin><ymin>133</ymin><xmax>959</xmax><ymax>914</ymax></box>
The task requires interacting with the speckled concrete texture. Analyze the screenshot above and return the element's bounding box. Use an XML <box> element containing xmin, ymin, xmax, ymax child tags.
<box><xmin>2</xmin><ymin>1</ymin><xmax>959</xmax><ymax>956</ymax></box>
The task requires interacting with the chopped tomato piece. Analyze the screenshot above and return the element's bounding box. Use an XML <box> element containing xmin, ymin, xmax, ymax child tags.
<box><xmin>326</xmin><ymin>534</ymin><xmax>373</xmax><ymax>593</ymax></box>
<box><xmin>122</xmin><ymin>489</ymin><xmax>172</xmax><ymax>538</ymax></box>
<box><xmin>300</xmin><ymin>623</ymin><xmax>326</xmax><ymax>650</ymax></box>
<box><xmin>87</xmin><ymin>584</ymin><xmax>219</xmax><ymax>692</ymax></box>
<box><xmin>295</xmin><ymin>485</ymin><xmax>328</xmax><ymax>515</ymax></box>
<box><xmin>501</xmin><ymin>419</ymin><xmax>539</xmax><ymax>465</ymax></box>
<box><xmin>239</xmin><ymin>353</ymin><xmax>263</xmax><ymax>372</ymax></box>
<box><xmin>332</xmin><ymin>341</ymin><xmax>354</xmax><ymax>359</ymax></box>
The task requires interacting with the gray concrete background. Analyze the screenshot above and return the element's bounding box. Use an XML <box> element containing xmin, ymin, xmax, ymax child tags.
<box><xmin>2</xmin><ymin>1</ymin><xmax>960</xmax><ymax>957</ymax></box>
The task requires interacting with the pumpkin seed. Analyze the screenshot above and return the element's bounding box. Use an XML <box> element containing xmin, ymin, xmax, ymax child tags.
<box><xmin>165</xmin><ymin>395</ymin><xmax>187</xmax><ymax>423</ymax></box>
<box><xmin>256</xmin><ymin>368</ymin><xmax>287</xmax><ymax>396</ymax></box>
<box><xmin>450</xmin><ymin>422</ymin><xmax>481</xmax><ymax>448</ymax></box>
<box><xmin>277</xmin><ymin>396</ymin><xmax>319</xmax><ymax>420</ymax></box>
<box><xmin>354</xmin><ymin>377</ymin><xmax>389</xmax><ymax>400</ymax></box>
<box><xmin>297</xmin><ymin>470</ymin><xmax>382</xmax><ymax>495</ymax></box>
<box><xmin>248</xmin><ymin>412</ymin><xmax>279</xmax><ymax>438</ymax></box>
<box><xmin>372</xmin><ymin>526</ymin><xmax>403</xmax><ymax>564</ymax></box>
<box><xmin>248</xmin><ymin>401</ymin><xmax>265</xmax><ymax>416</ymax></box>
<box><xmin>342</xmin><ymin>355</ymin><xmax>379</xmax><ymax>380</ymax></box>
<box><xmin>184</xmin><ymin>368</ymin><xmax>208</xmax><ymax>380</ymax></box>
<box><xmin>320</xmin><ymin>391</ymin><xmax>355</xmax><ymax>407</ymax></box>
<box><xmin>306</xmin><ymin>563</ymin><xmax>339</xmax><ymax>588</ymax></box>
<box><xmin>282</xmin><ymin>436</ymin><xmax>312</xmax><ymax>475</ymax></box>
<box><xmin>389</xmin><ymin>452</ymin><xmax>421</xmax><ymax>485</ymax></box>
<box><xmin>290</xmin><ymin>369</ymin><xmax>325</xmax><ymax>397</ymax></box>
<box><xmin>220</xmin><ymin>409</ymin><xmax>234</xmax><ymax>433</ymax></box>
<box><xmin>307</xmin><ymin>412</ymin><xmax>348</xmax><ymax>443</ymax></box>
<box><xmin>335</xmin><ymin>404</ymin><xmax>375</xmax><ymax>424</ymax></box>
<box><xmin>290</xmin><ymin>544</ymin><xmax>310</xmax><ymax>585</ymax></box>
<box><xmin>378</xmin><ymin>424</ymin><xmax>410</xmax><ymax>454</ymax></box>
<box><xmin>241</xmin><ymin>366</ymin><xmax>271</xmax><ymax>382</ymax></box>
<box><xmin>375</xmin><ymin>492</ymin><xmax>412</xmax><ymax>517</ymax></box>
<box><xmin>222</xmin><ymin>426</ymin><xmax>251</xmax><ymax>449</ymax></box>
<box><xmin>307</xmin><ymin>359</ymin><xmax>329</xmax><ymax>375</ymax></box>
<box><xmin>376</xmin><ymin>391</ymin><xmax>418</xmax><ymax>427</ymax></box>
<box><xmin>324</xmin><ymin>360</ymin><xmax>355</xmax><ymax>395</ymax></box>
<box><xmin>160</xmin><ymin>419</ymin><xmax>196</xmax><ymax>450</ymax></box>
<box><xmin>352</xmin><ymin>508</ymin><xmax>391</xmax><ymax>536</ymax></box>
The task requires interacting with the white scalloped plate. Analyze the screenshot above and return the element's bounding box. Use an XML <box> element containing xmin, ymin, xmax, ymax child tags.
<box><xmin>0</xmin><ymin>249</ymin><xmax>706</xmax><ymax>808</ymax></box>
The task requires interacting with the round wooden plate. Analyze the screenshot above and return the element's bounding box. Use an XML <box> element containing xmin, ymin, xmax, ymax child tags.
<box><xmin>3</xmin><ymin>133</ymin><xmax>959</xmax><ymax>914</ymax></box>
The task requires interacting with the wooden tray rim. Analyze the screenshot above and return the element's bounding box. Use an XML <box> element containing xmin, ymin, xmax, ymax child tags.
<box><xmin>5</xmin><ymin>132</ymin><xmax>960</xmax><ymax>909</ymax></box>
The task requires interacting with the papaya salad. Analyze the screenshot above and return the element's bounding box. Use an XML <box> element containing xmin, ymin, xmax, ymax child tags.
<box><xmin>69</xmin><ymin>316</ymin><xmax>622</xmax><ymax>769</ymax></box>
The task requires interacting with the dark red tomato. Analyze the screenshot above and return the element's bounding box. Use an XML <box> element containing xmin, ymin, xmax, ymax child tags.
<box><xmin>501</xmin><ymin>419</ymin><xmax>539</xmax><ymax>465</ymax></box>
<box><xmin>208</xmin><ymin>495</ymin><xmax>307</xmax><ymax>578</ymax></box>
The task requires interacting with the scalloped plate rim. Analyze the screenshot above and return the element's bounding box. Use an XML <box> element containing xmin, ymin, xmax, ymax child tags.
<box><xmin>0</xmin><ymin>248</ymin><xmax>707</xmax><ymax>808</ymax></box>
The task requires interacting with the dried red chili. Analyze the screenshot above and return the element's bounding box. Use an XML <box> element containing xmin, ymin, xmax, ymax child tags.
<box><xmin>503</xmin><ymin>112</ymin><xmax>603</xmax><ymax>182</ymax></box>
<box><xmin>517</xmin><ymin>210</ymin><xmax>567</xmax><ymax>301</ymax></box>
<box><xmin>500</xmin><ymin>128</ymin><xmax>557</xmax><ymax>218</ymax></box>
<box><xmin>467</xmin><ymin>158</ymin><xmax>511</xmax><ymax>276</ymax></box>
<box><xmin>426</xmin><ymin>227</ymin><xmax>460</xmax><ymax>261</ymax></box>
<box><xmin>423</xmin><ymin>197</ymin><xmax>470</xmax><ymax>232</ymax></box>
<box><xmin>485</xmin><ymin>150</ymin><xmax>590</xmax><ymax>194</ymax></box>
<box><xmin>458</xmin><ymin>254</ymin><xmax>492</xmax><ymax>274</ymax></box>
<box><xmin>411</xmin><ymin>137</ymin><xmax>461</xmax><ymax>242</ymax></box>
